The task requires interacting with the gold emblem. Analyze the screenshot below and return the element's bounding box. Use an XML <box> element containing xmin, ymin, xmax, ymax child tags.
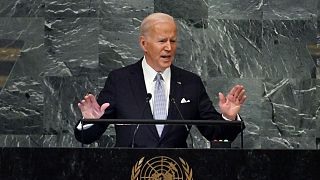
<box><xmin>131</xmin><ymin>156</ymin><xmax>193</xmax><ymax>180</ymax></box>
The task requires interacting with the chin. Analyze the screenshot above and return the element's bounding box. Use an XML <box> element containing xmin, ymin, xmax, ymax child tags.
<box><xmin>161</xmin><ymin>64</ymin><xmax>172</xmax><ymax>70</ymax></box>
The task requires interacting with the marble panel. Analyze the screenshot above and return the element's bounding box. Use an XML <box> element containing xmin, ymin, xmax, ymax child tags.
<box><xmin>0</xmin><ymin>17</ymin><xmax>45</xmax><ymax>135</ymax></box>
<box><xmin>261</xmin><ymin>136</ymin><xmax>317</xmax><ymax>149</ymax></box>
<box><xmin>99</xmin><ymin>0</ymin><xmax>153</xmax><ymax>18</ymax></box>
<box><xmin>0</xmin><ymin>18</ymin><xmax>45</xmax><ymax>81</ymax></box>
<box><xmin>260</xmin><ymin>78</ymin><xmax>319</xmax><ymax>149</ymax></box>
<box><xmin>208</xmin><ymin>0</ymin><xmax>263</xmax><ymax>20</ymax></box>
<box><xmin>99</xmin><ymin>16</ymin><xmax>144</xmax><ymax>76</ymax></box>
<box><xmin>263</xmin><ymin>0</ymin><xmax>318</xmax><ymax>20</ymax></box>
<box><xmin>0</xmin><ymin>39</ymin><xmax>24</xmax><ymax>89</ymax></box>
<box><xmin>156</xmin><ymin>19</ymin><xmax>263</xmax><ymax>79</ymax></box>
<box><xmin>43</xmin><ymin>76</ymin><xmax>98</xmax><ymax>133</ymax></box>
<box><xmin>42</xmin><ymin>76</ymin><xmax>115</xmax><ymax>147</ymax></box>
<box><xmin>0</xmin><ymin>134</ymin><xmax>80</xmax><ymax>147</ymax></box>
<box><xmin>262</xmin><ymin>79</ymin><xmax>318</xmax><ymax>135</ymax></box>
<box><xmin>0</xmin><ymin>0</ymin><xmax>44</xmax><ymax>17</ymax></box>
<box><xmin>154</xmin><ymin>0</ymin><xmax>208</xmax><ymax>27</ymax></box>
<box><xmin>262</xmin><ymin>20</ymin><xmax>317</xmax><ymax>78</ymax></box>
<box><xmin>45</xmin><ymin>17</ymin><xmax>99</xmax><ymax>76</ymax></box>
<box><xmin>45</xmin><ymin>0</ymin><xmax>98</xmax><ymax>17</ymax></box>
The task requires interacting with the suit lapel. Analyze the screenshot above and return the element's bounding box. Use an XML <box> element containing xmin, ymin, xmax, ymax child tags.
<box><xmin>128</xmin><ymin>60</ymin><xmax>148</xmax><ymax>113</ymax></box>
<box><xmin>167</xmin><ymin>65</ymin><xmax>183</xmax><ymax>120</ymax></box>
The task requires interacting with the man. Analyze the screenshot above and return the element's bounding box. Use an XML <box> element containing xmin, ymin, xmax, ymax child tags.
<box><xmin>74</xmin><ymin>13</ymin><xmax>247</xmax><ymax>148</ymax></box>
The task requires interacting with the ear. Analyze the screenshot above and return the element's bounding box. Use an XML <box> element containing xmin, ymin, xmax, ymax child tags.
<box><xmin>139</xmin><ymin>36</ymin><xmax>147</xmax><ymax>52</ymax></box>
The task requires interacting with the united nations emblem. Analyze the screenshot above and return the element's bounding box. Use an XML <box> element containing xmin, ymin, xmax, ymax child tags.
<box><xmin>131</xmin><ymin>156</ymin><xmax>193</xmax><ymax>180</ymax></box>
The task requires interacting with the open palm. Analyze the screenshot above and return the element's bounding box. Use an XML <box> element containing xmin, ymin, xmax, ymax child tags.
<box><xmin>78</xmin><ymin>94</ymin><xmax>110</xmax><ymax>119</ymax></box>
<box><xmin>218</xmin><ymin>85</ymin><xmax>246</xmax><ymax>120</ymax></box>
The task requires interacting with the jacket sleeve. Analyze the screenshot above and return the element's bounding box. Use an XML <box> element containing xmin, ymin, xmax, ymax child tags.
<box><xmin>74</xmin><ymin>72</ymin><xmax>117</xmax><ymax>144</ymax></box>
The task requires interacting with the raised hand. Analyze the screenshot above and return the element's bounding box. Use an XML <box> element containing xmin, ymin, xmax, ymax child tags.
<box><xmin>218</xmin><ymin>85</ymin><xmax>247</xmax><ymax>120</ymax></box>
<box><xmin>78</xmin><ymin>94</ymin><xmax>110</xmax><ymax>119</ymax></box>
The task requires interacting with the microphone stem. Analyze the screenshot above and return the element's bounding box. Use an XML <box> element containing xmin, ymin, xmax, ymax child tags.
<box><xmin>132</xmin><ymin>94</ymin><xmax>152</xmax><ymax>148</ymax></box>
<box><xmin>171</xmin><ymin>97</ymin><xmax>194</xmax><ymax>148</ymax></box>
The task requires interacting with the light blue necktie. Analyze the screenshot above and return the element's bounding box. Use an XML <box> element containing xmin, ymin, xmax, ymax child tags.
<box><xmin>153</xmin><ymin>73</ymin><xmax>167</xmax><ymax>136</ymax></box>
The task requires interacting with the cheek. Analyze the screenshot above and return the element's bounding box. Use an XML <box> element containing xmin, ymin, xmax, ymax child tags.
<box><xmin>152</xmin><ymin>46</ymin><xmax>162</xmax><ymax>54</ymax></box>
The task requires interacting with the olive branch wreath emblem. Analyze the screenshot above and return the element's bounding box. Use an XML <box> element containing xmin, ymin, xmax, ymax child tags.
<box><xmin>131</xmin><ymin>156</ymin><xmax>193</xmax><ymax>180</ymax></box>
<box><xmin>131</xmin><ymin>157</ymin><xmax>145</xmax><ymax>180</ymax></box>
<box><xmin>179</xmin><ymin>157</ymin><xmax>193</xmax><ymax>180</ymax></box>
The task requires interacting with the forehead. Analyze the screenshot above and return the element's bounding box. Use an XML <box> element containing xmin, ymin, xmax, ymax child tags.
<box><xmin>149</xmin><ymin>21</ymin><xmax>177</xmax><ymax>36</ymax></box>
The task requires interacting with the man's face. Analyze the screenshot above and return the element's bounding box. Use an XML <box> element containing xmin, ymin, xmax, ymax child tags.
<box><xmin>140</xmin><ymin>21</ymin><xmax>177</xmax><ymax>72</ymax></box>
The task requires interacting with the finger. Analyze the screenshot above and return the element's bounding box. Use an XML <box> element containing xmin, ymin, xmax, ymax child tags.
<box><xmin>80</xmin><ymin>99</ymin><xmax>88</xmax><ymax>106</ymax></box>
<box><xmin>84</xmin><ymin>94</ymin><xmax>98</xmax><ymax>110</ymax></box>
<box><xmin>89</xmin><ymin>95</ymin><xmax>102</xmax><ymax>110</ymax></box>
<box><xmin>227</xmin><ymin>85</ymin><xmax>242</xmax><ymax>99</ymax></box>
<box><xmin>233</xmin><ymin>85</ymin><xmax>244</xmax><ymax>98</ymax></box>
<box><xmin>228</xmin><ymin>86</ymin><xmax>237</xmax><ymax>96</ymax></box>
<box><xmin>86</xmin><ymin>94</ymin><xmax>95</xmax><ymax>104</ymax></box>
<box><xmin>87</xmin><ymin>94</ymin><xmax>95</xmax><ymax>103</ymax></box>
<box><xmin>78</xmin><ymin>102</ymin><xmax>86</xmax><ymax>112</ymax></box>
<box><xmin>237</xmin><ymin>89</ymin><xmax>246</xmax><ymax>100</ymax></box>
<box><xmin>218</xmin><ymin>92</ymin><xmax>226</xmax><ymax>105</ymax></box>
<box><xmin>78</xmin><ymin>102</ymin><xmax>83</xmax><ymax>109</ymax></box>
<box><xmin>100</xmin><ymin>103</ymin><xmax>110</xmax><ymax>112</ymax></box>
<box><xmin>83</xmin><ymin>95</ymin><xmax>91</xmax><ymax>105</ymax></box>
<box><xmin>239</xmin><ymin>95</ymin><xmax>247</xmax><ymax>104</ymax></box>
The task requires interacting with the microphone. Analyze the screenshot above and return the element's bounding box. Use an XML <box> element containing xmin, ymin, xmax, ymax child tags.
<box><xmin>131</xmin><ymin>93</ymin><xmax>152</xmax><ymax>148</ymax></box>
<box><xmin>169</xmin><ymin>95</ymin><xmax>193</xmax><ymax>148</ymax></box>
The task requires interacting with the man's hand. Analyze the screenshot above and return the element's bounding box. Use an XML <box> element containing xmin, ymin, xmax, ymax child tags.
<box><xmin>218</xmin><ymin>85</ymin><xmax>247</xmax><ymax>120</ymax></box>
<box><xmin>78</xmin><ymin>94</ymin><xmax>110</xmax><ymax>119</ymax></box>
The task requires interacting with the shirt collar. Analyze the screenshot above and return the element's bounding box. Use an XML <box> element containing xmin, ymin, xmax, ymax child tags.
<box><xmin>142</xmin><ymin>56</ymin><xmax>170</xmax><ymax>83</ymax></box>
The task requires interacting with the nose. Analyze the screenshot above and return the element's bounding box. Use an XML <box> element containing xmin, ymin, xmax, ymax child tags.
<box><xmin>164</xmin><ymin>40</ymin><xmax>171</xmax><ymax>51</ymax></box>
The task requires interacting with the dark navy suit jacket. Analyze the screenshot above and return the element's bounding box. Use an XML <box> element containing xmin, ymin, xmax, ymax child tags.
<box><xmin>74</xmin><ymin>59</ymin><xmax>242</xmax><ymax>148</ymax></box>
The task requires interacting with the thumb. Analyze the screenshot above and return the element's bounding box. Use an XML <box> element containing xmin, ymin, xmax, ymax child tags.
<box><xmin>100</xmin><ymin>103</ymin><xmax>110</xmax><ymax>112</ymax></box>
<box><xmin>218</xmin><ymin>92</ymin><xmax>226</xmax><ymax>105</ymax></box>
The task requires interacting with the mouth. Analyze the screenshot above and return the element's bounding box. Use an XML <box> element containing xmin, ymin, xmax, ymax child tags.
<box><xmin>160</xmin><ymin>55</ymin><xmax>171</xmax><ymax>59</ymax></box>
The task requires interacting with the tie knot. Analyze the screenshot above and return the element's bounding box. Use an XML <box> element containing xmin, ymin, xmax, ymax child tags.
<box><xmin>154</xmin><ymin>73</ymin><xmax>163</xmax><ymax>82</ymax></box>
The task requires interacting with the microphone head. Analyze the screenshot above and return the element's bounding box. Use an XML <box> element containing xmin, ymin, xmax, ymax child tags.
<box><xmin>169</xmin><ymin>95</ymin><xmax>175</xmax><ymax>102</ymax></box>
<box><xmin>146</xmin><ymin>93</ymin><xmax>152</xmax><ymax>101</ymax></box>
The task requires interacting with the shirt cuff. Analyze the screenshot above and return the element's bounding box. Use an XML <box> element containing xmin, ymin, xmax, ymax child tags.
<box><xmin>222</xmin><ymin>114</ymin><xmax>241</xmax><ymax>121</ymax></box>
<box><xmin>76</xmin><ymin>120</ymin><xmax>94</xmax><ymax>130</ymax></box>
